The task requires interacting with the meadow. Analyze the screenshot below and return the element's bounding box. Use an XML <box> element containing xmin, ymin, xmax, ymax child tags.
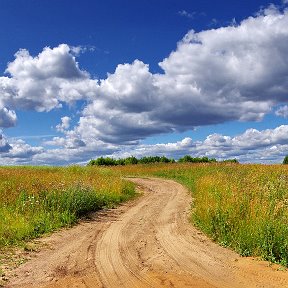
<box><xmin>1</xmin><ymin>163</ymin><xmax>288</xmax><ymax>267</ymax></box>
<box><xmin>117</xmin><ymin>163</ymin><xmax>288</xmax><ymax>266</ymax></box>
<box><xmin>0</xmin><ymin>165</ymin><xmax>135</xmax><ymax>247</ymax></box>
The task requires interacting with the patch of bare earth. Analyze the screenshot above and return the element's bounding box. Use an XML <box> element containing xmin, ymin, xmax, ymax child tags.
<box><xmin>5</xmin><ymin>178</ymin><xmax>288</xmax><ymax>287</ymax></box>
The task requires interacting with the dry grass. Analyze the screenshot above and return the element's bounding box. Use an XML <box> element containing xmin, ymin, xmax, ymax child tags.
<box><xmin>0</xmin><ymin>165</ymin><xmax>135</xmax><ymax>247</ymax></box>
<box><xmin>2</xmin><ymin>163</ymin><xmax>288</xmax><ymax>267</ymax></box>
<box><xmin>115</xmin><ymin>163</ymin><xmax>288</xmax><ymax>266</ymax></box>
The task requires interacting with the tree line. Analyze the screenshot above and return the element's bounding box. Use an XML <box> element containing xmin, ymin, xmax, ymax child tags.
<box><xmin>87</xmin><ymin>155</ymin><xmax>239</xmax><ymax>166</ymax></box>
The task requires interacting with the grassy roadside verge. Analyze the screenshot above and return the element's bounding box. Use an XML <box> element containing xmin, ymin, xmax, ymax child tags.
<box><xmin>0</xmin><ymin>166</ymin><xmax>135</xmax><ymax>248</ymax></box>
<box><xmin>0</xmin><ymin>165</ymin><xmax>136</xmax><ymax>285</ymax></box>
<box><xmin>1</xmin><ymin>162</ymin><xmax>288</xmax><ymax>278</ymax></box>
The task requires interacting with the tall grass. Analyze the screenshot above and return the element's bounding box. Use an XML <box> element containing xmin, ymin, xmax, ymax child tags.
<box><xmin>189</xmin><ymin>165</ymin><xmax>288</xmax><ymax>266</ymax></box>
<box><xmin>115</xmin><ymin>163</ymin><xmax>288</xmax><ymax>266</ymax></box>
<box><xmin>0</xmin><ymin>166</ymin><xmax>135</xmax><ymax>247</ymax></box>
<box><xmin>2</xmin><ymin>163</ymin><xmax>288</xmax><ymax>267</ymax></box>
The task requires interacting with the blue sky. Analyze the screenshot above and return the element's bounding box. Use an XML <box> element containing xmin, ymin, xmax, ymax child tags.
<box><xmin>0</xmin><ymin>0</ymin><xmax>288</xmax><ymax>165</ymax></box>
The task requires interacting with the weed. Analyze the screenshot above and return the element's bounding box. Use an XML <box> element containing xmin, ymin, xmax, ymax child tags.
<box><xmin>0</xmin><ymin>166</ymin><xmax>135</xmax><ymax>247</ymax></box>
<box><xmin>115</xmin><ymin>163</ymin><xmax>288</xmax><ymax>267</ymax></box>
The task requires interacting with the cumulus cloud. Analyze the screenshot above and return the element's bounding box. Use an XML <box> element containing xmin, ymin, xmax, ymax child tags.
<box><xmin>56</xmin><ymin>116</ymin><xmax>71</xmax><ymax>132</ymax></box>
<box><xmin>35</xmin><ymin>135</ymin><xmax>118</xmax><ymax>165</ymax></box>
<box><xmin>1</xmin><ymin>124</ymin><xmax>288</xmax><ymax>165</ymax></box>
<box><xmin>109</xmin><ymin>125</ymin><xmax>288</xmax><ymax>163</ymax></box>
<box><xmin>0</xmin><ymin>136</ymin><xmax>44</xmax><ymax>165</ymax></box>
<box><xmin>0</xmin><ymin>44</ymin><xmax>97</xmax><ymax>127</ymax></box>
<box><xmin>1</xmin><ymin>5</ymin><xmax>288</xmax><ymax>161</ymax></box>
<box><xmin>6</xmin><ymin>45</ymin><xmax>87</xmax><ymax>80</ymax></box>
<box><xmin>0</xmin><ymin>133</ymin><xmax>12</xmax><ymax>153</ymax></box>
<box><xmin>0</xmin><ymin>132</ymin><xmax>116</xmax><ymax>165</ymax></box>
<box><xmin>200</xmin><ymin>126</ymin><xmax>288</xmax><ymax>158</ymax></box>
<box><xmin>0</xmin><ymin>106</ymin><xmax>17</xmax><ymax>127</ymax></box>
<box><xmin>45</xmin><ymin>135</ymin><xmax>86</xmax><ymax>149</ymax></box>
<box><xmin>5</xmin><ymin>139</ymin><xmax>44</xmax><ymax>159</ymax></box>
<box><xmin>67</xmin><ymin>6</ymin><xmax>288</xmax><ymax>144</ymax></box>
<box><xmin>275</xmin><ymin>105</ymin><xmax>288</xmax><ymax>118</ymax></box>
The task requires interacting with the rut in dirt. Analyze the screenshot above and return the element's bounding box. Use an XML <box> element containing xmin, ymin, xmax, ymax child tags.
<box><xmin>7</xmin><ymin>178</ymin><xmax>288</xmax><ymax>288</ymax></box>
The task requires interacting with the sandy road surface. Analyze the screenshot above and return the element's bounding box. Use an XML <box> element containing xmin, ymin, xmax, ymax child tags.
<box><xmin>6</xmin><ymin>178</ymin><xmax>288</xmax><ymax>288</ymax></box>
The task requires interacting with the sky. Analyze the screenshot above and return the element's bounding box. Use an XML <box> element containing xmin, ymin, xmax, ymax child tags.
<box><xmin>0</xmin><ymin>0</ymin><xmax>288</xmax><ymax>165</ymax></box>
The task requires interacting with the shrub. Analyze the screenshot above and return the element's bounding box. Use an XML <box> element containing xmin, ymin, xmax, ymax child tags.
<box><xmin>88</xmin><ymin>157</ymin><xmax>117</xmax><ymax>166</ymax></box>
<box><xmin>0</xmin><ymin>166</ymin><xmax>135</xmax><ymax>247</ymax></box>
<box><xmin>124</xmin><ymin>156</ymin><xmax>138</xmax><ymax>165</ymax></box>
<box><xmin>178</xmin><ymin>155</ymin><xmax>217</xmax><ymax>163</ymax></box>
<box><xmin>221</xmin><ymin>159</ymin><xmax>239</xmax><ymax>164</ymax></box>
<box><xmin>88</xmin><ymin>155</ymin><xmax>175</xmax><ymax>166</ymax></box>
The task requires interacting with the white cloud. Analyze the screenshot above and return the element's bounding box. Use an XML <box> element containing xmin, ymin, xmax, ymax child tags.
<box><xmin>0</xmin><ymin>44</ymin><xmax>97</xmax><ymax>127</ymax></box>
<box><xmin>0</xmin><ymin>106</ymin><xmax>17</xmax><ymax>127</ymax></box>
<box><xmin>6</xmin><ymin>140</ymin><xmax>44</xmax><ymax>159</ymax></box>
<box><xmin>0</xmin><ymin>133</ymin><xmax>12</xmax><ymax>153</ymax></box>
<box><xmin>45</xmin><ymin>135</ymin><xmax>86</xmax><ymax>149</ymax></box>
<box><xmin>56</xmin><ymin>116</ymin><xmax>71</xmax><ymax>132</ymax></box>
<box><xmin>1</xmin><ymin>124</ymin><xmax>288</xmax><ymax>165</ymax></box>
<box><xmin>275</xmin><ymin>105</ymin><xmax>288</xmax><ymax>118</ymax></box>
<box><xmin>34</xmin><ymin>137</ymin><xmax>117</xmax><ymax>165</ymax></box>
<box><xmin>1</xmin><ymin>6</ymin><xmax>288</xmax><ymax>137</ymax></box>
<box><xmin>0</xmin><ymin>137</ymin><xmax>44</xmax><ymax>165</ymax></box>
<box><xmin>70</xmin><ymin>6</ymin><xmax>288</xmax><ymax>145</ymax></box>
<box><xmin>1</xmin><ymin>5</ymin><xmax>288</xmax><ymax>163</ymax></box>
<box><xmin>6</xmin><ymin>45</ymin><xmax>88</xmax><ymax>80</ymax></box>
<box><xmin>108</xmin><ymin>125</ymin><xmax>288</xmax><ymax>163</ymax></box>
<box><xmin>178</xmin><ymin>10</ymin><xmax>195</xmax><ymax>19</ymax></box>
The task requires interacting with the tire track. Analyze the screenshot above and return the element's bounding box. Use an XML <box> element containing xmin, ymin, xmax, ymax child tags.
<box><xmin>6</xmin><ymin>178</ymin><xmax>288</xmax><ymax>288</ymax></box>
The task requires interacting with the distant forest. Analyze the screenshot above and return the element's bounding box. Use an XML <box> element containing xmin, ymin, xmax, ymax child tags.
<box><xmin>87</xmin><ymin>155</ymin><xmax>239</xmax><ymax>166</ymax></box>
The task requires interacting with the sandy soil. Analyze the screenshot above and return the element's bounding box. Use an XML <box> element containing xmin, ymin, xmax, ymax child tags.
<box><xmin>6</xmin><ymin>178</ymin><xmax>288</xmax><ymax>288</ymax></box>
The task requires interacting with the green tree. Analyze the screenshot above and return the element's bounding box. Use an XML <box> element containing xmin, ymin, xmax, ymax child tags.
<box><xmin>124</xmin><ymin>156</ymin><xmax>138</xmax><ymax>165</ymax></box>
<box><xmin>283</xmin><ymin>155</ymin><xmax>288</xmax><ymax>164</ymax></box>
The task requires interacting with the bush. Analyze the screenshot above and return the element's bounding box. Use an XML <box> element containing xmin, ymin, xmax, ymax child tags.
<box><xmin>124</xmin><ymin>156</ymin><xmax>138</xmax><ymax>165</ymax></box>
<box><xmin>221</xmin><ymin>159</ymin><xmax>239</xmax><ymax>164</ymax></box>
<box><xmin>88</xmin><ymin>157</ymin><xmax>117</xmax><ymax>166</ymax></box>
<box><xmin>178</xmin><ymin>155</ymin><xmax>217</xmax><ymax>163</ymax></box>
<box><xmin>88</xmin><ymin>155</ymin><xmax>241</xmax><ymax>166</ymax></box>
<box><xmin>0</xmin><ymin>166</ymin><xmax>136</xmax><ymax>247</ymax></box>
<box><xmin>138</xmin><ymin>156</ymin><xmax>175</xmax><ymax>164</ymax></box>
<box><xmin>88</xmin><ymin>155</ymin><xmax>175</xmax><ymax>166</ymax></box>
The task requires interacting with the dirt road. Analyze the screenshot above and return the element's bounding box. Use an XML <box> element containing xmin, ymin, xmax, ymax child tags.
<box><xmin>6</xmin><ymin>178</ymin><xmax>288</xmax><ymax>288</ymax></box>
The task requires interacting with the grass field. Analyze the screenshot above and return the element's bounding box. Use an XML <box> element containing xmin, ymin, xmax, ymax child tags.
<box><xmin>116</xmin><ymin>163</ymin><xmax>288</xmax><ymax>266</ymax></box>
<box><xmin>0</xmin><ymin>165</ymin><xmax>135</xmax><ymax>247</ymax></box>
<box><xmin>1</xmin><ymin>163</ymin><xmax>288</xmax><ymax>267</ymax></box>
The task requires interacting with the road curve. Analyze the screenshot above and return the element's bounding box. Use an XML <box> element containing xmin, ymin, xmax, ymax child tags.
<box><xmin>7</xmin><ymin>178</ymin><xmax>288</xmax><ymax>288</ymax></box>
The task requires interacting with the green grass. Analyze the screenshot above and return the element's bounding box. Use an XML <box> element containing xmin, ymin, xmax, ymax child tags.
<box><xmin>0</xmin><ymin>166</ymin><xmax>135</xmax><ymax>247</ymax></box>
<box><xmin>116</xmin><ymin>163</ymin><xmax>288</xmax><ymax>267</ymax></box>
<box><xmin>2</xmin><ymin>163</ymin><xmax>288</xmax><ymax>268</ymax></box>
